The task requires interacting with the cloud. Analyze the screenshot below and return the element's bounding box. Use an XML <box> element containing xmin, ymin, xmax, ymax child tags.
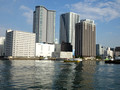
<box><xmin>67</xmin><ymin>0</ymin><xmax>120</xmax><ymax>22</ymax></box>
<box><xmin>20</xmin><ymin>5</ymin><xmax>33</xmax><ymax>24</ymax></box>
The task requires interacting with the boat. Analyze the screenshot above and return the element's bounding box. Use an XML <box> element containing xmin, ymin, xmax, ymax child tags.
<box><xmin>105</xmin><ymin>57</ymin><xmax>120</xmax><ymax>64</ymax></box>
<box><xmin>104</xmin><ymin>58</ymin><xmax>114</xmax><ymax>61</ymax></box>
<box><xmin>64</xmin><ymin>58</ymin><xmax>82</xmax><ymax>62</ymax></box>
<box><xmin>105</xmin><ymin>60</ymin><xmax>120</xmax><ymax>64</ymax></box>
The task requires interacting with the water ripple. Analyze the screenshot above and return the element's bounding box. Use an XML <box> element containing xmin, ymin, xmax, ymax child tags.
<box><xmin>0</xmin><ymin>60</ymin><xmax>120</xmax><ymax>89</ymax></box>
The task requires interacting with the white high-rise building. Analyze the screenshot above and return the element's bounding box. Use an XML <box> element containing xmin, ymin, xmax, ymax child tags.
<box><xmin>5</xmin><ymin>29</ymin><xmax>36</xmax><ymax>57</ymax></box>
<box><xmin>0</xmin><ymin>37</ymin><xmax>5</xmax><ymax>56</ymax></box>
<box><xmin>60</xmin><ymin>12</ymin><xmax>80</xmax><ymax>50</ymax></box>
<box><xmin>33</xmin><ymin>6</ymin><xmax>56</xmax><ymax>44</ymax></box>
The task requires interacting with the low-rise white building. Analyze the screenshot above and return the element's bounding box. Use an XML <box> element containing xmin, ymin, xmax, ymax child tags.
<box><xmin>5</xmin><ymin>29</ymin><xmax>36</xmax><ymax>57</ymax></box>
<box><xmin>105</xmin><ymin>47</ymin><xmax>113</xmax><ymax>58</ymax></box>
<box><xmin>0</xmin><ymin>37</ymin><xmax>5</xmax><ymax>56</ymax></box>
<box><xmin>96</xmin><ymin>44</ymin><xmax>113</xmax><ymax>59</ymax></box>
<box><xmin>96</xmin><ymin>44</ymin><xmax>106</xmax><ymax>59</ymax></box>
<box><xmin>36</xmin><ymin>43</ymin><xmax>55</xmax><ymax>58</ymax></box>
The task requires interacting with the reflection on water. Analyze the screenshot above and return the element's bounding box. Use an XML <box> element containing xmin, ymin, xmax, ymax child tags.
<box><xmin>94</xmin><ymin>62</ymin><xmax>120</xmax><ymax>90</ymax></box>
<box><xmin>0</xmin><ymin>60</ymin><xmax>13</xmax><ymax>89</ymax></box>
<box><xmin>0</xmin><ymin>60</ymin><xmax>120</xmax><ymax>89</ymax></box>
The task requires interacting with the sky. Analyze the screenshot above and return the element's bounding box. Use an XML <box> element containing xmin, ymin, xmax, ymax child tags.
<box><xmin>0</xmin><ymin>0</ymin><xmax>120</xmax><ymax>48</ymax></box>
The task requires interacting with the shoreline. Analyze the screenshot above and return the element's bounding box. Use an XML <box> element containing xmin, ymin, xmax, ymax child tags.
<box><xmin>0</xmin><ymin>58</ymin><xmax>103</xmax><ymax>61</ymax></box>
<box><xmin>0</xmin><ymin>56</ymin><xmax>104</xmax><ymax>61</ymax></box>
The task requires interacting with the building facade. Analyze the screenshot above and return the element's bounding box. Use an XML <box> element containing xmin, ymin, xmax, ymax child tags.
<box><xmin>96</xmin><ymin>44</ymin><xmax>114</xmax><ymax>59</ymax></box>
<box><xmin>36</xmin><ymin>43</ymin><xmax>55</xmax><ymax>58</ymax></box>
<box><xmin>0</xmin><ymin>37</ymin><xmax>5</xmax><ymax>56</ymax></box>
<box><xmin>115</xmin><ymin>47</ymin><xmax>120</xmax><ymax>57</ymax></box>
<box><xmin>105</xmin><ymin>47</ymin><xmax>113</xmax><ymax>58</ymax></box>
<box><xmin>96</xmin><ymin>44</ymin><xmax>106</xmax><ymax>59</ymax></box>
<box><xmin>33</xmin><ymin>6</ymin><xmax>56</xmax><ymax>44</ymax></box>
<box><xmin>61</xmin><ymin>42</ymin><xmax>72</xmax><ymax>52</ymax></box>
<box><xmin>52</xmin><ymin>42</ymin><xmax>73</xmax><ymax>59</ymax></box>
<box><xmin>59</xmin><ymin>12</ymin><xmax>80</xmax><ymax>50</ymax></box>
<box><xmin>5</xmin><ymin>29</ymin><xmax>36</xmax><ymax>57</ymax></box>
<box><xmin>75</xmin><ymin>19</ymin><xmax>96</xmax><ymax>58</ymax></box>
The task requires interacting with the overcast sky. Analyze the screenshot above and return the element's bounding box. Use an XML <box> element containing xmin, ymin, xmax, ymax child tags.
<box><xmin>0</xmin><ymin>0</ymin><xmax>120</xmax><ymax>48</ymax></box>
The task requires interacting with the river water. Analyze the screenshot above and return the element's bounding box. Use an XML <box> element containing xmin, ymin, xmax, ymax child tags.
<box><xmin>0</xmin><ymin>60</ymin><xmax>120</xmax><ymax>90</ymax></box>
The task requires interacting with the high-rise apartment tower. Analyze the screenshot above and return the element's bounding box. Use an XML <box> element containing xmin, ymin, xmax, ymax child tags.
<box><xmin>75</xmin><ymin>19</ymin><xmax>96</xmax><ymax>57</ymax></box>
<box><xmin>33</xmin><ymin>6</ymin><xmax>56</xmax><ymax>43</ymax></box>
<box><xmin>59</xmin><ymin>12</ymin><xmax>80</xmax><ymax>50</ymax></box>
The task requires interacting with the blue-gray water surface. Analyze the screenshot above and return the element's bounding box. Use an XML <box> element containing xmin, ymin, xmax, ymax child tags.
<box><xmin>0</xmin><ymin>60</ymin><xmax>120</xmax><ymax>90</ymax></box>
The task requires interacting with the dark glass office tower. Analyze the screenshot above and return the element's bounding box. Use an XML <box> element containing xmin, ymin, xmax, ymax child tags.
<box><xmin>60</xmin><ymin>12</ymin><xmax>80</xmax><ymax>50</ymax></box>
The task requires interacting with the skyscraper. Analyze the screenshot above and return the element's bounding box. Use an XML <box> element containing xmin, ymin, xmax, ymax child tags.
<box><xmin>59</xmin><ymin>12</ymin><xmax>80</xmax><ymax>50</ymax></box>
<box><xmin>75</xmin><ymin>19</ymin><xmax>96</xmax><ymax>57</ymax></box>
<box><xmin>33</xmin><ymin>6</ymin><xmax>56</xmax><ymax>43</ymax></box>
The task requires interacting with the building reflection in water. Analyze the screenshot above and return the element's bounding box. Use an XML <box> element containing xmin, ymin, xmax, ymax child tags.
<box><xmin>0</xmin><ymin>60</ymin><xmax>56</xmax><ymax>89</ymax></box>
<box><xmin>0</xmin><ymin>60</ymin><xmax>98</xmax><ymax>89</ymax></box>
<box><xmin>52</xmin><ymin>60</ymin><xmax>97</xmax><ymax>89</ymax></box>
<box><xmin>80</xmin><ymin>60</ymin><xmax>97</xmax><ymax>89</ymax></box>
<box><xmin>52</xmin><ymin>62</ymin><xmax>77</xmax><ymax>89</ymax></box>
<box><xmin>0</xmin><ymin>60</ymin><xmax>14</xmax><ymax>89</ymax></box>
<box><xmin>31</xmin><ymin>60</ymin><xmax>55</xmax><ymax>89</ymax></box>
<box><xmin>94</xmin><ymin>61</ymin><xmax>118</xmax><ymax>89</ymax></box>
<box><xmin>72</xmin><ymin>62</ymin><xmax>83</xmax><ymax>89</ymax></box>
<box><xmin>7</xmin><ymin>60</ymin><xmax>35</xmax><ymax>89</ymax></box>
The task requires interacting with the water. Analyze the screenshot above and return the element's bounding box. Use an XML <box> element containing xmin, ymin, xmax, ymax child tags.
<box><xmin>0</xmin><ymin>60</ymin><xmax>120</xmax><ymax>90</ymax></box>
